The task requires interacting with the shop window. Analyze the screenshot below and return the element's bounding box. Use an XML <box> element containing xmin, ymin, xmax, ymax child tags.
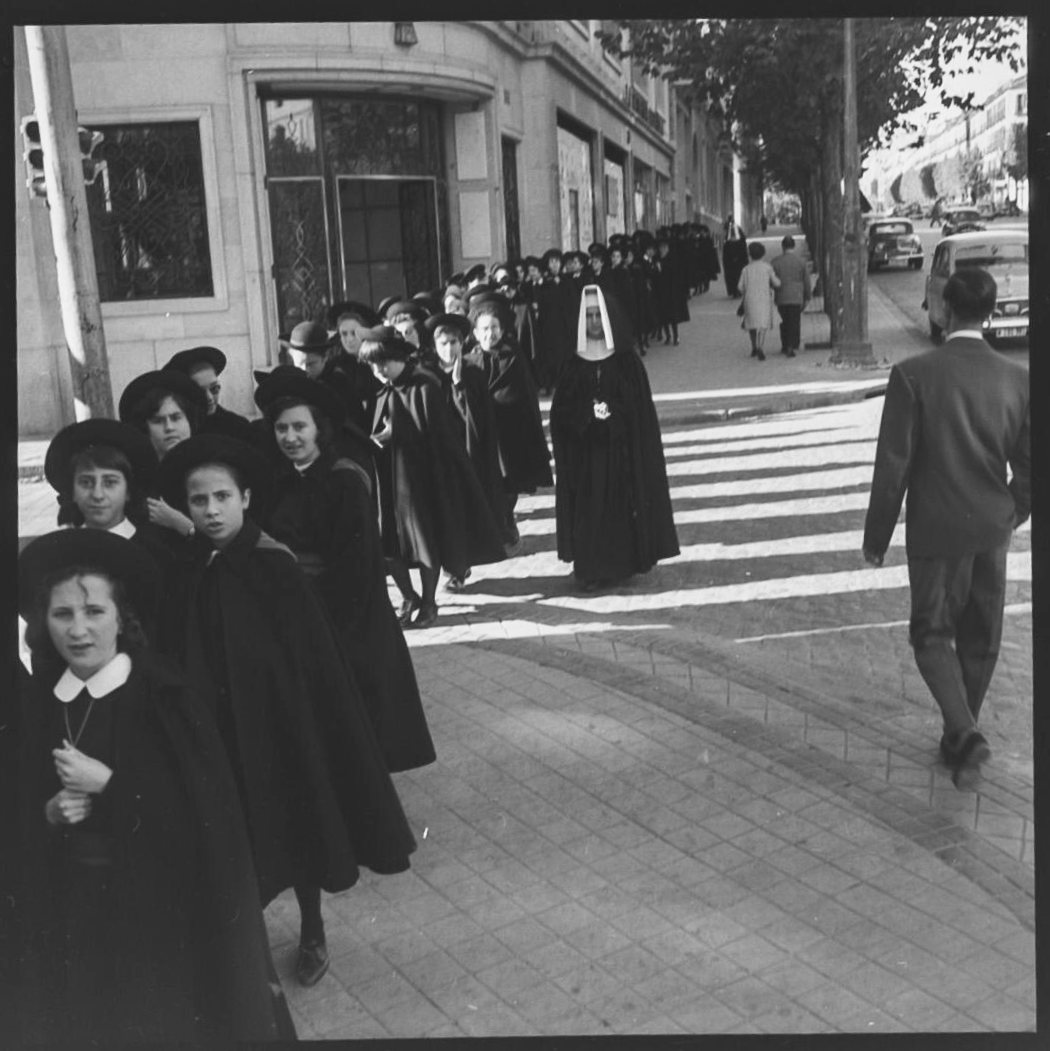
<box><xmin>86</xmin><ymin>121</ymin><xmax>213</xmax><ymax>301</ymax></box>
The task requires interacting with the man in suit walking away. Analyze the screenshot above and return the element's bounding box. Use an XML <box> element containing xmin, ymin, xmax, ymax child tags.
<box><xmin>862</xmin><ymin>269</ymin><xmax>1030</xmax><ymax>789</ymax></box>
<box><xmin>770</xmin><ymin>236</ymin><xmax>811</xmax><ymax>356</ymax></box>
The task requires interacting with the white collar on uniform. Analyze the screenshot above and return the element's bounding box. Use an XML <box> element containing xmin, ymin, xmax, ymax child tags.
<box><xmin>108</xmin><ymin>517</ymin><xmax>137</xmax><ymax>538</ymax></box>
<box><xmin>54</xmin><ymin>651</ymin><xmax>132</xmax><ymax>702</ymax></box>
<box><xmin>945</xmin><ymin>329</ymin><xmax>986</xmax><ymax>342</ymax></box>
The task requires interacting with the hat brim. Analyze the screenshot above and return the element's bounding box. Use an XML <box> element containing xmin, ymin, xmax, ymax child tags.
<box><xmin>423</xmin><ymin>313</ymin><xmax>472</xmax><ymax>338</ymax></box>
<box><xmin>327</xmin><ymin>301</ymin><xmax>380</xmax><ymax>328</ymax></box>
<box><xmin>44</xmin><ymin>419</ymin><xmax>158</xmax><ymax>496</ymax></box>
<box><xmin>163</xmin><ymin>346</ymin><xmax>227</xmax><ymax>377</ymax></box>
<box><xmin>18</xmin><ymin>528</ymin><xmax>161</xmax><ymax>621</ymax></box>
<box><xmin>253</xmin><ymin>372</ymin><xmax>348</xmax><ymax>427</ymax></box>
<box><xmin>118</xmin><ymin>370</ymin><xmax>209</xmax><ymax>424</ymax></box>
<box><xmin>155</xmin><ymin>435</ymin><xmax>271</xmax><ymax>513</ymax></box>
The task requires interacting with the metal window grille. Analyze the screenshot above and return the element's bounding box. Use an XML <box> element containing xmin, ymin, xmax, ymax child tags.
<box><xmin>86</xmin><ymin>121</ymin><xmax>213</xmax><ymax>301</ymax></box>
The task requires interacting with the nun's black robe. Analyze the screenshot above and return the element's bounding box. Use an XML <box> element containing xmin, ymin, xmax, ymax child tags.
<box><xmin>551</xmin><ymin>336</ymin><xmax>679</xmax><ymax>585</ymax></box>
<box><xmin>156</xmin><ymin>519</ymin><xmax>416</xmax><ymax>906</ymax></box>
<box><xmin>372</xmin><ymin>362</ymin><xmax>506</xmax><ymax>579</ymax></box>
<box><xmin>262</xmin><ymin>453</ymin><xmax>435</xmax><ymax>774</ymax></box>
<box><xmin>17</xmin><ymin>648</ymin><xmax>295</xmax><ymax>1044</ymax></box>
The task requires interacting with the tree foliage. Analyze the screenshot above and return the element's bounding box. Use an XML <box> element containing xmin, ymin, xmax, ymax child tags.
<box><xmin>598</xmin><ymin>18</ymin><xmax>1024</xmax><ymax>338</ymax></box>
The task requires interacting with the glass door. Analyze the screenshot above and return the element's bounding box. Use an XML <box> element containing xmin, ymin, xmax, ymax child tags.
<box><xmin>336</xmin><ymin>176</ymin><xmax>440</xmax><ymax>306</ymax></box>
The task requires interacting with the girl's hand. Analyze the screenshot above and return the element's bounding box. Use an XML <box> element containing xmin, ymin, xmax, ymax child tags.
<box><xmin>147</xmin><ymin>497</ymin><xmax>194</xmax><ymax>537</ymax></box>
<box><xmin>372</xmin><ymin>421</ymin><xmax>394</xmax><ymax>447</ymax></box>
<box><xmin>45</xmin><ymin>788</ymin><xmax>92</xmax><ymax>826</ymax></box>
<box><xmin>53</xmin><ymin>740</ymin><xmax>114</xmax><ymax>794</ymax></box>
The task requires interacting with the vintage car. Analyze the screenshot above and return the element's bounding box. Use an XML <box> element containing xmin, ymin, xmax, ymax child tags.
<box><xmin>940</xmin><ymin>207</ymin><xmax>985</xmax><ymax>236</ymax></box>
<box><xmin>923</xmin><ymin>229</ymin><xmax>1029</xmax><ymax>345</ymax></box>
<box><xmin>866</xmin><ymin>218</ymin><xmax>924</xmax><ymax>271</ymax></box>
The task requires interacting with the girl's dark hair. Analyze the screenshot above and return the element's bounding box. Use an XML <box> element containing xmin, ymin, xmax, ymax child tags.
<box><xmin>265</xmin><ymin>396</ymin><xmax>334</xmax><ymax>449</ymax></box>
<box><xmin>748</xmin><ymin>241</ymin><xmax>766</xmax><ymax>260</ymax></box>
<box><xmin>358</xmin><ymin>338</ymin><xmax>412</xmax><ymax>366</ymax></box>
<box><xmin>129</xmin><ymin>387</ymin><xmax>204</xmax><ymax>435</ymax></box>
<box><xmin>470</xmin><ymin>302</ymin><xmax>504</xmax><ymax>326</ymax></box>
<box><xmin>24</xmin><ymin>566</ymin><xmax>149</xmax><ymax>668</ymax></box>
<box><xmin>58</xmin><ymin>445</ymin><xmax>148</xmax><ymax>528</ymax></box>
<box><xmin>186</xmin><ymin>460</ymin><xmax>249</xmax><ymax>496</ymax></box>
<box><xmin>335</xmin><ymin>311</ymin><xmax>368</xmax><ymax>328</ymax></box>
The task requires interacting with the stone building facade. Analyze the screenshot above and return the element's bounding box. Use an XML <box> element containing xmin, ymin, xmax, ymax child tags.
<box><xmin>15</xmin><ymin>21</ymin><xmax>760</xmax><ymax>435</ymax></box>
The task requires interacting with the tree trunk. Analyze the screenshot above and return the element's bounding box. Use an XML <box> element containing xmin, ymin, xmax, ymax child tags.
<box><xmin>821</xmin><ymin>108</ymin><xmax>844</xmax><ymax>346</ymax></box>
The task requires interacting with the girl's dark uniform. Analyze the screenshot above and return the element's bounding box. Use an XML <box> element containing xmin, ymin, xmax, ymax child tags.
<box><xmin>17</xmin><ymin>648</ymin><xmax>294</xmax><ymax>1044</ymax></box>
<box><xmin>550</xmin><ymin>300</ymin><xmax>679</xmax><ymax>584</ymax></box>
<box><xmin>372</xmin><ymin>361</ymin><xmax>506</xmax><ymax>581</ymax></box>
<box><xmin>157</xmin><ymin>519</ymin><xmax>417</xmax><ymax>907</ymax></box>
<box><xmin>262</xmin><ymin>451</ymin><xmax>436</xmax><ymax>773</ymax></box>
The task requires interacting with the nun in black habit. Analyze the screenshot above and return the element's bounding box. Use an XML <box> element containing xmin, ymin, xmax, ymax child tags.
<box><xmin>154</xmin><ymin>435</ymin><xmax>417</xmax><ymax>989</ymax></box>
<box><xmin>550</xmin><ymin>285</ymin><xmax>680</xmax><ymax>591</ymax></box>
<box><xmin>253</xmin><ymin>370</ymin><xmax>436</xmax><ymax>774</ymax></box>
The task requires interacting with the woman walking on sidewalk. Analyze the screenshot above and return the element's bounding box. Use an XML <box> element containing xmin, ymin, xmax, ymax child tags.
<box><xmin>739</xmin><ymin>242</ymin><xmax>781</xmax><ymax>361</ymax></box>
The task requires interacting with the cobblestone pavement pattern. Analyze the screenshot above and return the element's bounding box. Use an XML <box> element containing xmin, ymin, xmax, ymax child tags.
<box><xmin>17</xmin><ymin>252</ymin><xmax>1034</xmax><ymax>1037</ymax></box>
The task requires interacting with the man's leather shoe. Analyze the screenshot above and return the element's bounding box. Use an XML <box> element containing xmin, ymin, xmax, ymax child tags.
<box><xmin>413</xmin><ymin>603</ymin><xmax>439</xmax><ymax>629</ymax></box>
<box><xmin>296</xmin><ymin>940</ymin><xmax>330</xmax><ymax>987</ymax></box>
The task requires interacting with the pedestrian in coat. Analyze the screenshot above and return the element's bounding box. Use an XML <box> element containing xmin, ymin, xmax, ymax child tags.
<box><xmin>424</xmin><ymin>311</ymin><xmax>506</xmax><ymax>574</ymax></box>
<box><xmin>118</xmin><ymin>369</ymin><xmax>209</xmax><ymax>544</ymax></box>
<box><xmin>722</xmin><ymin>214</ymin><xmax>748</xmax><ymax>297</ymax></box>
<box><xmin>469</xmin><ymin>295</ymin><xmax>554</xmax><ymax>547</ymax></box>
<box><xmin>550</xmin><ymin>285</ymin><xmax>679</xmax><ymax>592</ymax></box>
<box><xmin>359</xmin><ymin>327</ymin><xmax>506</xmax><ymax>627</ymax></box>
<box><xmin>155</xmin><ymin>434</ymin><xmax>417</xmax><ymax>988</ymax></box>
<box><xmin>163</xmin><ymin>345</ymin><xmax>258</xmax><ymax>446</ymax></box>
<box><xmin>696</xmin><ymin>225</ymin><xmax>721</xmax><ymax>293</ymax></box>
<box><xmin>43</xmin><ymin>419</ymin><xmax>173</xmax><ymax>622</ymax></box>
<box><xmin>739</xmin><ymin>241</ymin><xmax>782</xmax><ymax>360</ymax></box>
<box><xmin>770</xmin><ymin>235</ymin><xmax>811</xmax><ymax>356</ymax></box>
<box><xmin>653</xmin><ymin>235</ymin><xmax>684</xmax><ymax>345</ymax></box>
<box><xmin>533</xmin><ymin>248</ymin><xmax>577</xmax><ymax>394</ymax></box>
<box><xmin>863</xmin><ymin>269</ymin><xmax>1030</xmax><ymax>788</ymax></box>
<box><xmin>17</xmin><ymin>529</ymin><xmax>295</xmax><ymax>1042</ymax></box>
<box><xmin>254</xmin><ymin>371</ymin><xmax>436</xmax><ymax>774</ymax></box>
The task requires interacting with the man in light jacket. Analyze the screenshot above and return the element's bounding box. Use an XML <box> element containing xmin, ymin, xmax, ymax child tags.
<box><xmin>769</xmin><ymin>236</ymin><xmax>811</xmax><ymax>356</ymax></box>
<box><xmin>862</xmin><ymin>268</ymin><xmax>1030</xmax><ymax>788</ymax></box>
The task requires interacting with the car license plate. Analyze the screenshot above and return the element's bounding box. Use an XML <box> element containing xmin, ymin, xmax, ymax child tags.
<box><xmin>995</xmin><ymin>327</ymin><xmax>1026</xmax><ymax>338</ymax></box>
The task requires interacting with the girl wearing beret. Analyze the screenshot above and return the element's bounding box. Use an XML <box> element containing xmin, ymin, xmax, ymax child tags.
<box><xmin>154</xmin><ymin>435</ymin><xmax>417</xmax><ymax>988</ymax></box>
<box><xmin>17</xmin><ymin>530</ymin><xmax>294</xmax><ymax>1042</ymax></box>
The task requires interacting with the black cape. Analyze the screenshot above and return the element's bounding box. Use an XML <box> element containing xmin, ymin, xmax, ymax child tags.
<box><xmin>200</xmin><ymin>403</ymin><xmax>260</xmax><ymax>446</ymax></box>
<box><xmin>533</xmin><ymin>276</ymin><xmax>578</xmax><ymax>391</ymax></box>
<box><xmin>372</xmin><ymin>362</ymin><xmax>506</xmax><ymax>578</ymax></box>
<box><xmin>550</xmin><ymin>332</ymin><xmax>679</xmax><ymax>582</ymax></box>
<box><xmin>480</xmin><ymin>340</ymin><xmax>554</xmax><ymax>493</ymax></box>
<box><xmin>434</xmin><ymin>362</ymin><xmax>506</xmax><ymax>524</ymax></box>
<box><xmin>156</xmin><ymin>519</ymin><xmax>416</xmax><ymax>905</ymax></box>
<box><xmin>261</xmin><ymin>452</ymin><xmax>436</xmax><ymax>773</ymax></box>
<box><xmin>16</xmin><ymin>648</ymin><xmax>295</xmax><ymax>1044</ymax></box>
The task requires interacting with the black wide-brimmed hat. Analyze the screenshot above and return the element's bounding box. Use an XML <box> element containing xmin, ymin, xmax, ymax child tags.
<box><xmin>156</xmin><ymin>434</ymin><xmax>271</xmax><ymax>512</ymax></box>
<box><xmin>253</xmin><ymin>364</ymin><xmax>303</xmax><ymax>387</ymax></box>
<box><xmin>412</xmin><ymin>291</ymin><xmax>443</xmax><ymax>315</ymax></box>
<box><xmin>163</xmin><ymin>345</ymin><xmax>227</xmax><ymax>377</ymax></box>
<box><xmin>463</xmin><ymin>263</ymin><xmax>488</xmax><ymax>284</ymax></box>
<box><xmin>375</xmin><ymin>295</ymin><xmax>401</xmax><ymax>319</ymax></box>
<box><xmin>44</xmin><ymin>419</ymin><xmax>158</xmax><ymax>496</ymax></box>
<box><xmin>423</xmin><ymin>312</ymin><xmax>472</xmax><ymax>340</ymax></box>
<box><xmin>118</xmin><ymin>370</ymin><xmax>209</xmax><ymax>425</ymax></box>
<box><xmin>279</xmin><ymin>321</ymin><xmax>338</xmax><ymax>354</ymax></box>
<box><xmin>383</xmin><ymin>299</ymin><xmax>427</xmax><ymax>323</ymax></box>
<box><xmin>18</xmin><ymin>528</ymin><xmax>162</xmax><ymax>620</ymax></box>
<box><xmin>253</xmin><ymin>369</ymin><xmax>347</xmax><ymax>426</ymax></box>
<box><xmin>327</xmin><ymin>300</ymin><xmax>380</xmax><ymax>328</ymax></box>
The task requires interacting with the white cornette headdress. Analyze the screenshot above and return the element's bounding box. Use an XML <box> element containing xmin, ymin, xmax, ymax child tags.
<box><xmin>576</xmin><ymin>284</ymin><xmax>615</xmax><ymax>354</ymax></box>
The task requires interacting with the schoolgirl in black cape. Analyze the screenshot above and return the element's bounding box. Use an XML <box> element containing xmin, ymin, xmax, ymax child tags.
<box><xmin>468</xmin><ymin>293</ymin><xmax>554</xmax><ymax>545</ymax></box>
<box><xmin>359</xmin><ymin>327</ymin><xmax>506</xmax><ymax>628</ymax></box>
<box><xmin>550</xmin><ymin>284</ymin><xmax>680</xmax><ymax>591</ymax></box>
<box><xmin>162</xmin><ymin>344</ymin><xmax>259</xmax><ymax>446</ymax></box>
<box><xmin>16</xmin><ymin>529</ymin><xmax>295</xmax><ymax>1042</ymax></box>
<box><xmin>154</xmin><ymin>434</ymin><xmax>416</xmax><ymax>988</ymax></box>
<box><xmin>254</xmin><ymin>369</ymin><xmax>436</xmax><ymax>773</ymax></box>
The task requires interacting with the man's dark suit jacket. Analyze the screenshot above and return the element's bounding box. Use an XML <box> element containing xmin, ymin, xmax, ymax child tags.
<box><xmin>864</xmin><ymin>335</ymin><xmax>1030</xmax><ymax>560</ymax></box>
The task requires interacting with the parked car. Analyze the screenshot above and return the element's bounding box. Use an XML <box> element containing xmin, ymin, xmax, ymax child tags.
<box><xmin>866</xmin><ymin>218</ymin><xmax>924</xmax><ymax>271</ymax></box>
<box><xmin>940</xmin><ymin>207</ymin><xmax>985</xmax><ymax>236</ymax></box>
<box><xmin>922</xmin><ymin>230</ymin><xmax>1029</xmax><ymax>345</ymax></box>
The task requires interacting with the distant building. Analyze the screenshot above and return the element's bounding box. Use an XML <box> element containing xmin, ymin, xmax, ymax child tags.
<box><xmin>867</xmin><ymin>71</ymin><xmax>1027</xmax><ymax>214</ymax></box>
<box><xmin>15</xmin><ymin>21</ymin><xmax>760</xmax><ymax>436</ymax></box>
